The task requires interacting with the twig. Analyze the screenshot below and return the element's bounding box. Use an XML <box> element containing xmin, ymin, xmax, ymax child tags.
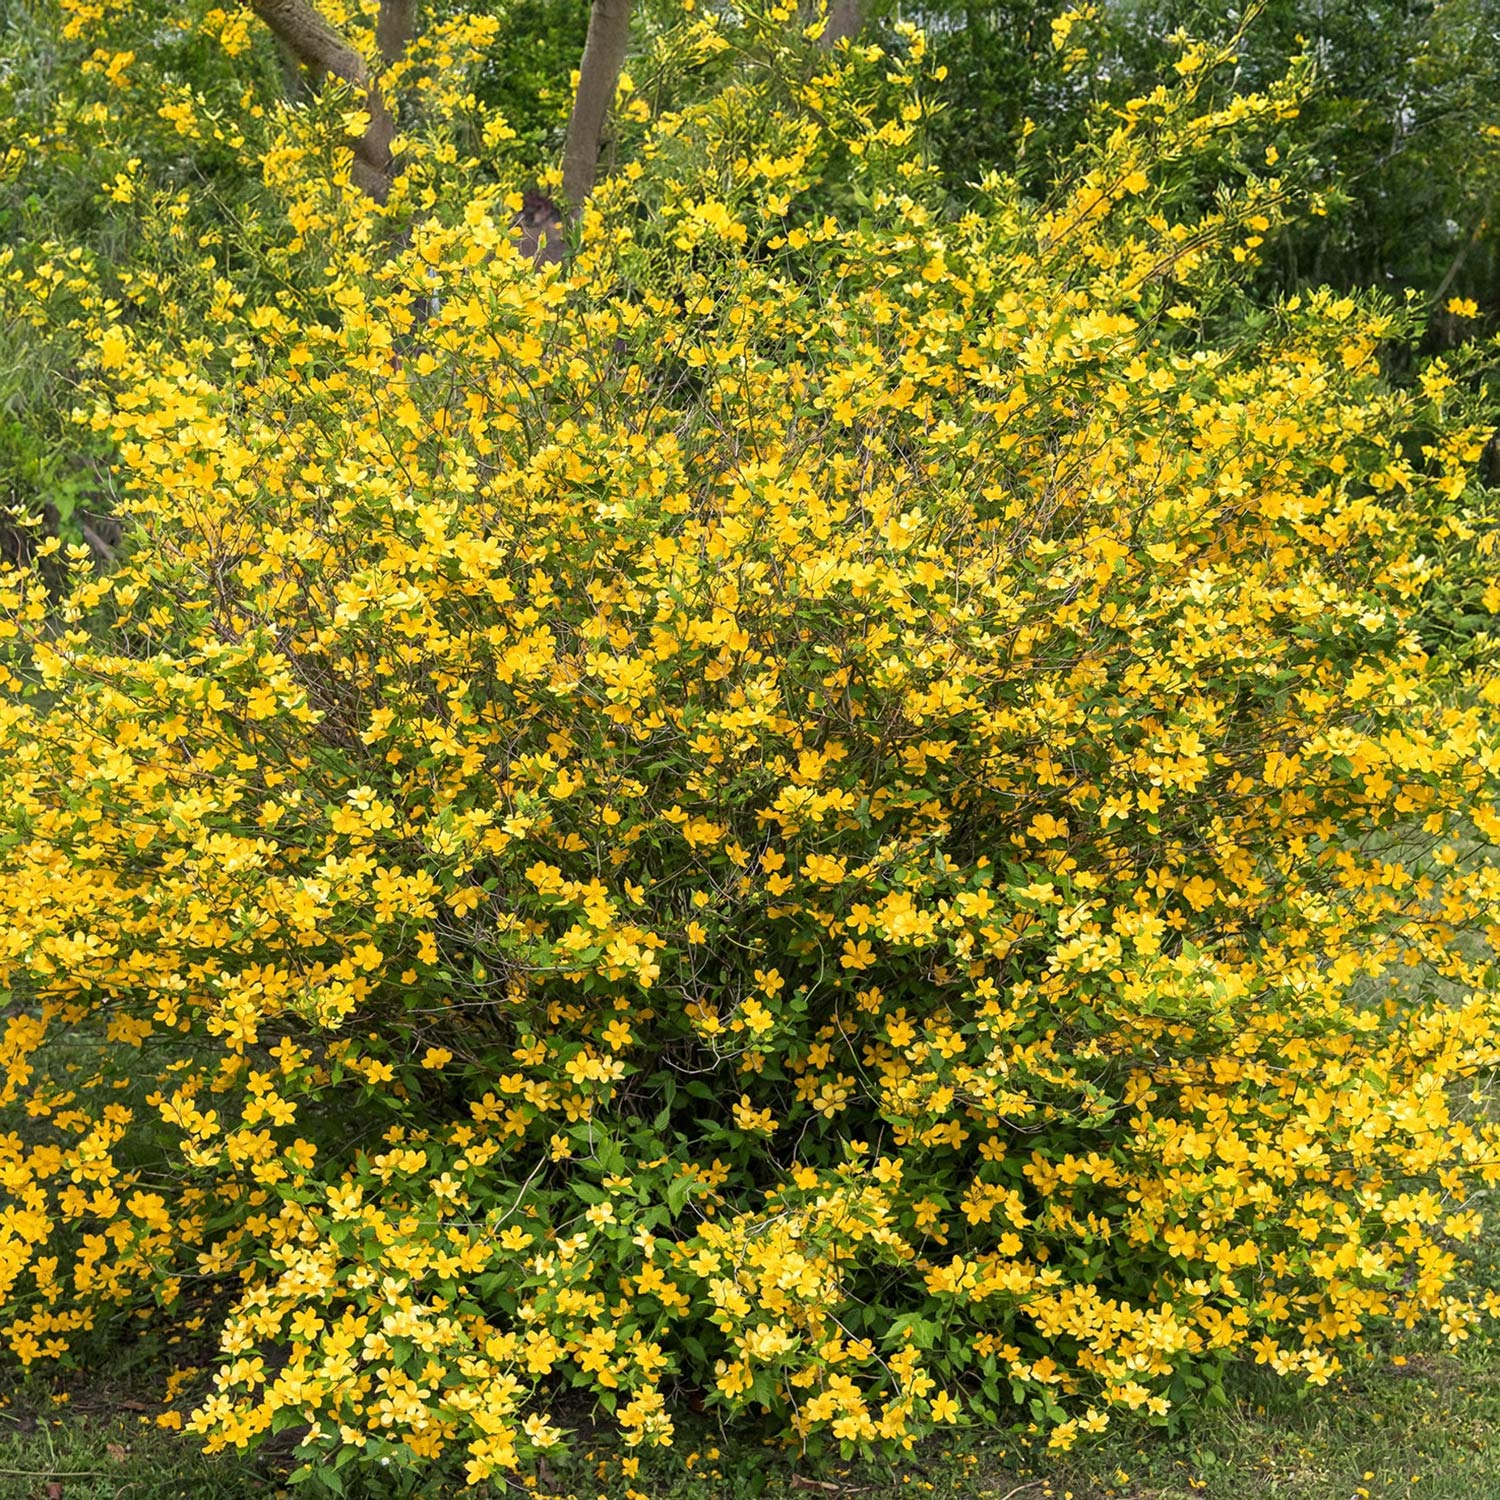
<box><xmin>1431</xmin><ymin>220</ymin><xmax>1486</xmax><ymax>309</ymax></box>
<box><xmin>0</xmin><ymin>1470</ymin><xmax>112</xmax><ymax>1480</ymax></box>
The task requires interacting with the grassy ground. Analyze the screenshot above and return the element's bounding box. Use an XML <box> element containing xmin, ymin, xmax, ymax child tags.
<box><xmin>3</xmin><ymin>1334</ymin><xmax>1499</xmax><ymax>1500</ymax></box>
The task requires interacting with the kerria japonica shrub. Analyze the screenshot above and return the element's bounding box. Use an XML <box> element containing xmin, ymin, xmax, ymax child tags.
<box><xmin>1</xmin><ymin>6</ymin><xmax>1498</xmax><ymax>1489</ymax></box>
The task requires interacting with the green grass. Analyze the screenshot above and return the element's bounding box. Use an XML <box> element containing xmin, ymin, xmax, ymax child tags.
<box><xmin>0</xmin><ymin>1408</ymin><xmax>261</xmax><ymax>1500</ymax></box>
<box><xmin>4</xmin><ymin>1333</ymin><xmax>1500</xmax><ymax>1500</ymax></box>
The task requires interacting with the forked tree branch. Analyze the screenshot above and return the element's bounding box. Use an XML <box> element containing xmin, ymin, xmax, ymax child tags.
<box><xmin>249</xmin><ymin>0</ymin><xmax>409</xmax><ymax>201</ymax></box>
<box><xmin>251</xmin><ymin>0</ymin><xmax>367</xmax><ymax>88</ymax></box>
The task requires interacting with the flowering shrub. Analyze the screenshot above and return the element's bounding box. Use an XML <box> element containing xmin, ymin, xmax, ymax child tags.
<box><xmin>0</xmin><ymin>0</ymin><xmax>515</xmax><ymax>558</ymax></box>
<box><xmin>2</xmin><ymin>5</ymin><xmax>1500</xmax><ymax>1491</ymax></box>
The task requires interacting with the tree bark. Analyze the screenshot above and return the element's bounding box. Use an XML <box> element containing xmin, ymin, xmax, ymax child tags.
<box><xmin>272</xmin><ymin>33</ymin><xmax>315</xmax><ymax>101</ymax></box>
<box><xmin>561</xmin><ymin>0</ymin><xmax>633</xmax><ymax>213</ymax></box>
<box><xmin>375</xmin><ymin>0</ymin><xmax>419</xmax><ymax>67</ymax></box>
<box><xmin>514</xmin><ymin>192</ymin><xmax>566</xmax><ymax>266</ymax></box>
<box><xmin>249</xmin><ymin>0</ymin><xmax>409</xmax><ymax>201</ymax></box>
<box><xmin>817</xmin><ymin>0</ymin><xmax>865</xmax><ymax>48</ymax></box>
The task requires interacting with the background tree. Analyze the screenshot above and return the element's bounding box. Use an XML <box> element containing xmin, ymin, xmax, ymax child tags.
<box><xmin>908</xmin><ymin>0</ymin><xmax>1500</xmax><ymax>329</ymax></box>
<box><xmin>562</xmin><ymin>0</ymin><xmax>635</xmax><ymax>210</ymax></box>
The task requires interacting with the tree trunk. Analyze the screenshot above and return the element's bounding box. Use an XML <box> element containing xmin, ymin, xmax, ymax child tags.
<box><xmin>817</xmin><ymin>0</ymin><xmax>864</xmax><ymax>48</ymax></box>
<box><xmin>272</xmin><ymin>33</ymin><xmax>315</xmax><ymax>101</ymax></box>
<box><xmin>514</xmin><ymin>192</ymin><xmax>566</xmax><ymax>266</ymax></box>
<box><xmin>561</xmin><ymin>0</ymin><xmax>633</xmax><ymax>213</ymax></box>
<box><xmin>375</xmin><ymin>0</ymin><xmax>418</xmax><ymax>67</ymax></box>
<box><xmin>250</xmin><ymin>0</ymin><xmax>412</xmax><ymax>202</ymax></box>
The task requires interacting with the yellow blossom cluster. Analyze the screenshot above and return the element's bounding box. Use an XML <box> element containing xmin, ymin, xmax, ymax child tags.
<box><xmin>1</xmin><ymin>1</ymin><xmax>1499</xmax><ymax>1489</ymax></box>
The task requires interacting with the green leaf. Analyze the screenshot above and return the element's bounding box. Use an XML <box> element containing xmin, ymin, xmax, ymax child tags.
<box><xmin>666</xmin><ymin>1173</ymin><xmax>694</xmax><ymax>1215</ymax></box>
